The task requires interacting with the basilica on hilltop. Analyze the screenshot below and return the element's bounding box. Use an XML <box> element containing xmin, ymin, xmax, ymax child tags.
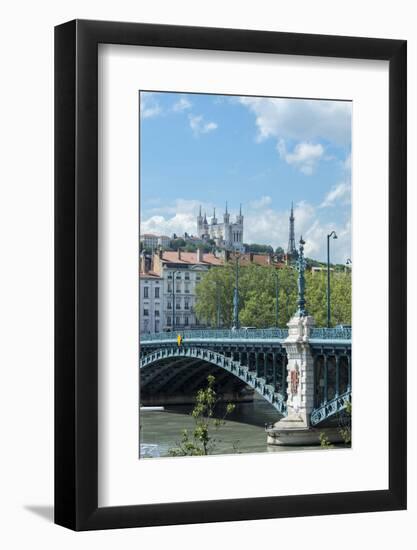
<box><xmin>197</xmin><ymin>203</ymin><xmax>245</xmax><ymax>252</ymax></box>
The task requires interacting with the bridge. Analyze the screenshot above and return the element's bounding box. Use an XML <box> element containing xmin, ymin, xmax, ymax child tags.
<box><xmin>140</xmin><ymin>326</ymin><xmax>351</xmax><ymax>427</ymax></box>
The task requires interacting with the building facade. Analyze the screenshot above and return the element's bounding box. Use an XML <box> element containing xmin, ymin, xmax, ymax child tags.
<box><xmin>197</xmin><ymin>204</ymin><xmax>244</xmax><ymax>252</ymax></box>
<box><xmin>140</xmin><ymin>252</ymin><xmax>164</xmax><ymax>333</ymax></box>
<box><xmin>153</xmin><ymin>249</ymin><xmax>223</xmax><ymax>331</ymax></box>
<box><xmin>140</xmin><ymin>233</ymin><xmax>171</xmax><ymax>250</ymax></box>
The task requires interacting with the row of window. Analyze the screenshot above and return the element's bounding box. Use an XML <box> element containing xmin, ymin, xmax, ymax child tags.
<box><xmin>143</xmin><ymin>287</ymin><xmax>160</xmax><ymax>298</ymax></box>
<box><xmin>167</xmin><ymin>282</ymin><xmax>192</xmax><ymax>293</ymax></box>
<box><xmin>143</xmin><ymin>309</ymin><xmax>160</xmax><ymax>317</ymax></box>
<box><xmin>166</xmin><ymin>316</ymin><xmax>190</xmax><ymax>326</ymax></box>
<box><xmin>167</xmin><ymin>273</ymin><xmax>201</xmax><ymax>281</ymax></box>
<box><xmin>167</xmin><ymin>298</ymin><xmax>191</xmax><ymax>310</ymax></box>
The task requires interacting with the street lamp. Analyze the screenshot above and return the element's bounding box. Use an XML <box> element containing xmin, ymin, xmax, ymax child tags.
<box><xmin>172</xmin><ymin>270</ymin><xmax>180</xmax><ymax>331</ymax></box>
<box><xmin>232</xmin><ymin>254</ymin><xmax>240</xmax><ymax>330</ymax></box>
<box><xmin>326</xmin><ymin>231</ymin><xmax>338</xmax><ymax>328</ymax></box>
<box><xmin>345</xmin><ymin>258</ymin><xmax>352</xmax><ymax>273</ymax></box>
<box><xmin>274</xmin><ymin>269</ymin><xmax>280</xmax><ymax>327</ymax></box>
<box><xmin>216</xmin><ymin>280</ymin><xmax>221</xmax><ymax>328</ymax></box>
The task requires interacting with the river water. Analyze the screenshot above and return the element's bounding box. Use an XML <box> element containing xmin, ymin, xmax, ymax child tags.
<box><xmin>139</xmin><ymin>395</ymin><xmax>324</xmax><ymax>458</ymax></box>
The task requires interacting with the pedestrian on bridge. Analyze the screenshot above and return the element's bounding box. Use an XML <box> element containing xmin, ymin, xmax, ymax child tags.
<box><xmin>177</xmin><ymin>333</ymin><xmax>182</xmax><ymax>347</ymax></box>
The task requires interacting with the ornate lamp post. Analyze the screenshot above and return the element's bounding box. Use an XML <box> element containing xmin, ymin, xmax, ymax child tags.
<box><xmin>326</xmin><ymin>231</ymin><xmax>338</xmax><ymax>328</ymax></box>
<box><xmin>216</xmin><ymin>280</ymin><xmax>221</xmax><ymax>328</ymax></box>
<box><xmin>345</xmin><ymin>257</ymin><xmax>352</xmax><ymax>273</ymax></box>
<box><xmin>296</xmin><ymin>237</ymin><xmax>307</xmax><ymax>317</ymax></box>
<box><xmin>172</xmin><ymin>270</ymin><xmax>180</xmax><ymax>331</ymax></box>
<box><xmin>274</xmin><ymin>269</ymin><xmax>280</xmax><ymax>327</ymax></box>
<box><xmin>232</xmin><ymin>254</ymin><xmax>240</xmax><ymax>329</ymax></box>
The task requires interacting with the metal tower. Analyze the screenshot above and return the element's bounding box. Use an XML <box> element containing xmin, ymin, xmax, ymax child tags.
<box><xmin>287</xmin><ymin>202</ymin><xmax>297</xmax><ymax>256</ymax></box>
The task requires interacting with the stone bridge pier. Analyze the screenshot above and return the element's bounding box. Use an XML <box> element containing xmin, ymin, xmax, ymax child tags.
<box><xmin>267</xmin><ymin>313</ymin><xmax>346</xmax><ymax>446</ymax></box>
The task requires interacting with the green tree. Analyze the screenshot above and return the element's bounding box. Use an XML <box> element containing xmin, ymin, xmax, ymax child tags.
<box><xmin>170</xmin><ymin>238</ymin><xmax>186</xmax><ymax>250</ymax></box>
<box><xmin>168</xmin><ymin>375</ymin><xmax>235</xmax><ymax>456</ymax></box>
<box><xmin>195</xmin><ymin>263</ymin><xmax>351</xmax><ymax>328</ymax></box>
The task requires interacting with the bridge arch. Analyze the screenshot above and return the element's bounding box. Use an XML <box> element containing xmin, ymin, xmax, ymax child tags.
<box><xmin>140</xmin><ymin>345</ymin><xmax>287</xmax><ymax>414</ymax></box>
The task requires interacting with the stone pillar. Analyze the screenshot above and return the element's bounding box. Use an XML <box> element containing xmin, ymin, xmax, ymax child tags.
<box><xmin>282</xmin><ymin>313</ymin><xmax>316</xmax><ymax>427</ymax></box>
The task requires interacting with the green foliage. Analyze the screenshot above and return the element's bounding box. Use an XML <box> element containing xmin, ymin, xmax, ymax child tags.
<box><xmin>244</xmin><ymin>243</ymin><xmax>274</xmax><ymax>254</ymax></box>
<box><xmin>195</xmin><ymin>264</ymin><xmax>351</xmax><ymax>328</ymax></box>
<box><xmin>168</xmin><ymin>375</ymin><xmax>236</xmax><ymax>457</ymax></box>
<box><xmin>170</xmin><ymin>238</ymin><xmax>186</xmax><ymax>250</ymax></box>
<box><xmin>338</xmin><ymin>401</ymin><xmax>352</xmax><ymax>445</ymax></box>
<box><xmin>319</xmin><ymin>432</ymin><xmax>334</xmax><ymax>449</ymax></box>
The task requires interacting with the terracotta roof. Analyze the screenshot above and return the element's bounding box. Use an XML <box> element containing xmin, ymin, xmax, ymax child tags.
<box><xmin>238</xmin><ymin>254</ymin><xmax>285</xmax><ymax>268</ymax></box>
<box><xmin>139</xmin><ymin>271</ymin><xmax>162</xmax><ymax>279</ymax></box>
<box><xmin>161</xmin><ymin>251</ymin><xmax>223</xmax><ymax>266</ymax></box>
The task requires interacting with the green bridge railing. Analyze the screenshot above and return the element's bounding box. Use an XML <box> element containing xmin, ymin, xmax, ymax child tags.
<box><xmin>140</xmin><ymin>326</ymin><xmax>351</xmax><ymax>342</ymax></box>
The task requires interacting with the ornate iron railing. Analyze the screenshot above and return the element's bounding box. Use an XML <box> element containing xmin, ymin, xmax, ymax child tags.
<box><xmin>141</xmin><ymin>328</ymin><xmax>290</xmax><ymax>342</ymax></box>
<box><xmin>310</xmin><ymin>327</ymin><xmax>351</xmax><ymax>340</ymax></box>
<box><xmin>141</xmin><ymin>326</ymin><xmax>352</xmax><ymax>342</ymax></box>
<box><xmin>310</xmin><ymin>390</ymin><xmax>351</xmax><ymax>425</ymax></box>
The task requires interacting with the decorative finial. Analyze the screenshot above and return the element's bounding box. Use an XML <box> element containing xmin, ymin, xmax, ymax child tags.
<box><xmin>239</xmin><ymin>203</ymin><xmax>242</xmax><ymax>216</ymax></box>
<box><xmin>225</xmin><ymin>201</ymin><xmax>228</xmax><ymax>214</ymax></box>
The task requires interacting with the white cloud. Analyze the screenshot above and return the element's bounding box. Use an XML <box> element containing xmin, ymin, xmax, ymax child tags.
<box><xmin>140</xmin><ymin>93</ymin><xmax>162</xmax><ymax>119</ymax></box>
<box><xmin>172</xmin><ymin>97</ymin><xmax>192</xmax><ymax>112</ymax></box>
<box><xmin>141</xmin><ymin>197</ymin><xmax>351</xmax><ymax>263</ymax></box>
<box><xmin>320</xmin><ymin>182</ymin><xmax>351</xmax><ymax>208</ymax></box>
<box><xmin>141</xmin><ymin>199</ymin><xmax>210</xmax><ymax>238</ymax></box>
<box><xmin>239</xmin><ymin>97</ymin><xmax>350</xmax><ymax>175</ymax></box>
<box><xmin>239</xmin><ymin>97</ymin><xmax>351</xmax><ymax>146</ymax></box>
<box><xmin>250</xmin><ymin>195</ymin><xmax>272</xmax><ymax>209</ymax></box>
<box><xmin>189</xmin><ymin>115</ymin><xmax>218</xmax><ymax>136</ymax></box>
<box><xmin>277</xmin><ymin>140</ymin><xmax>325</xmax><ymax>175</ymax></box>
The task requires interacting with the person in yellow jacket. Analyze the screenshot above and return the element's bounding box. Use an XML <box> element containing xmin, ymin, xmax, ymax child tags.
<box><xmin>177</xmin><ymin>333</ymin><xmax>182</xmax><ymax>347</ymax></box>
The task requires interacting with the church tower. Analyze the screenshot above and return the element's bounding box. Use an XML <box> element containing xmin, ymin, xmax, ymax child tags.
<box><xmin>211</xmin><ymin>207</ymin><xmax>217</xmax><ymax>226</ymax></box>
<box><xmin>197</xmin><ymin>205</ymin><xmax>203</xmax><ymax>238</ymax></box>
<box><xmin>202</xmin><ymin>212</ymin><xmax>209</xmax><ymax>238</ymax></box>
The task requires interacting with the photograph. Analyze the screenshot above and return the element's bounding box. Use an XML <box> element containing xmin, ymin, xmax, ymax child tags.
<box><xmin>138</xmin><ymin>91</ymin><xmax>352</xmax><ymax>458</ymax></box>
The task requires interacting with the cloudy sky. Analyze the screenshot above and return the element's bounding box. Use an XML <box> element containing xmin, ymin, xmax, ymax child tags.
<box><xmin>140</xmin><ymin>91</ymin><xmax>351</xmax><ymax>263</ymax></box>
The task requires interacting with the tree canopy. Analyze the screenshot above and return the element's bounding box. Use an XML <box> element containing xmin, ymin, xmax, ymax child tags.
<box><xmin>195</xmin><ymin>263</ymin><xmax>351</xmax><ymax>328</ymax></box>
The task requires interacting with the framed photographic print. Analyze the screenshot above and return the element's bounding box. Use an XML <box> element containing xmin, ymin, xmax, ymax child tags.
<box><xmin>55</xmin><ymin>20</ymin><xmax>407</xmax><ymax>530</ymax></box>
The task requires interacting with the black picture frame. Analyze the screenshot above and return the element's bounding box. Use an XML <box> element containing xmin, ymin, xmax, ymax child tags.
<box><xmin>55</xmin><ymin>19</ymin><xmax>407</xmax><ymax>531</ymax></box>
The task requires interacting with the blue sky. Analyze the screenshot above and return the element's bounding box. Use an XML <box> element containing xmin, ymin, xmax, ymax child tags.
<box><xmin>140</xmin><ymin>91</ymin><xmax>351</xmax><ymax>263</ymax></box>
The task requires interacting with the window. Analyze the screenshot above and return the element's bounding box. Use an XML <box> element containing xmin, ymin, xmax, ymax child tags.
<box><xmin>184</xmin><ymin>316</ymin><xmax>189</xmax><ymax>326</ymax></box>
<box><xmin>176</xmin><ymin>284</ymin><xmax>181</xmax><ymax>293</ymax></box>
<box><xmin>176</xmin><ymin>316</ymin><xmax>180</xmax><ymax>326</ymax></box>
<box><xmin>185</xmin><ymin>273</ymin><xmax>190</xmax><ymax>280</ymax></box>
<box><xmin>155</xmin><ymin>320</ymin><xmax>159</xmax><ymax>332</ymax></box>
<box><xmin>143</xmin><ymin>309</ymin><xmax>149</xmax><ymax>317</ymax></box>
<box><xmin>143</xmin><ymin>287</ymin><xmax>149</xmax><ymax>298</ymax></box>
<box><xmin>176</xmin><ymin>299</ymin><xmax>181</xmax><ymax>309</ymax></box>
<box><xmin>167</xmin><ymin>316</ymin><xmax>172</xmax><ymax>325</ymax></box>
<box><xmin>176</xmin><ymin>274</ymin><xmax>181</xmax><ymax>280</ymax></box>
<box><xmin>196</xmin><ymin>275</ymin><xmax>201</xmax><ymax>281</ymax></box>
<box><xmin>167</xmin><ymin>301</ymin><xmax>172</xmax><ymax>310</ymax></box>
<box><xmin>184</xmin><ymin>299</ymin><xmax>189</xmax><ymax>310</ymax></box>
<box><xmin>155</xmin><ymin>287</ymin><xmax>160</xmax><ymax>298</ymax></box>
<box><xmin>155</xmin><ymin>310</ymin><xmax>160</xmax><ymax>317</ymax></box>
<box><xmin>184</xmin><ymin>283</ymin><xmax>190</xmax><ymax>293</ymax></box>
<box><xmin>168</xmin><ymin>283</ymin><xmax>172</xmax><ymax>292</ymax></box>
